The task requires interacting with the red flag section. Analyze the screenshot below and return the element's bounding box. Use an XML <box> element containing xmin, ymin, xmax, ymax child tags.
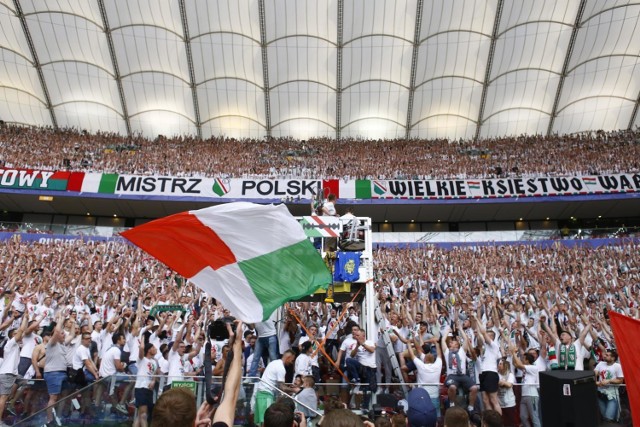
<box><xmin>609</xmin><ymin>311</ymin><xmax>639</xmax><ymax>427</ymax></box>
<box><xmin>322</xmin><ymin>179</ymin><xmax>339</xmax><ymax>199</ymax></box>
<box><xmin>120</xmin><ymin>211</ymin><xmax>236</xmax><ymax>278</ymax></box>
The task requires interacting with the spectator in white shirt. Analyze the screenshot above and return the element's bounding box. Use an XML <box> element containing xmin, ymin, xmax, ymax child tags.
<box><xmin>509</xmin><ymin>345</ymin><xmax>542</xmax><ymax>427</ymax></box>
<box><xmin>0</xmin><ymin>314</ymin><xmax>27</xmax><ymax>424</ymax></box>
<box><xmin>96</xmin><ymin>332</ymin><xmax>128</xmax><ymax>415</ymax></box>
<box><xmin>134</xmin><ymin>338</ymin><xmax>159</xmax><ymax>427</ymax></box>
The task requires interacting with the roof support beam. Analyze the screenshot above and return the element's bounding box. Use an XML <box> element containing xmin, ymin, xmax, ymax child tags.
<box><xmin>13</xmin><ymin>0</ymin><xmax>57</xmax><ymax>129</ymax></box>
<box><xmin>258</xmin><ymin>0</ymin><xmax>272</xmax><ymax>138</ymax></box>
<box><xmin>547</xmin><ymin>0</ymin><xmax>587</xmax><ymax>136</ymax></box>
<box><xmin>335</xmin><ymin>0</ymin><xmax>344</xmax><ymax>140</ymax></box>
<box><xmin>405</xmin><ymin>0</ymin><xmax>425</xmax><ymax>140</ymax></box>
<box><xmin>97</xmin><ymin>0</ymin><xmax>131</xmax><ymax>137</ymax></box>
<box><xmin>178</xmin><ymin>0</ymin><xmax>202</xmax><ymax>139</ymax></box>
<box><xmin>629</xmin><ymin>89</ymin><xmax>640</xmax><ymax>130</ymax></box>
<box><xmin>474</xmin><ymin>0</ymin><xmax>504</xmax><ymax>141</ymax></box>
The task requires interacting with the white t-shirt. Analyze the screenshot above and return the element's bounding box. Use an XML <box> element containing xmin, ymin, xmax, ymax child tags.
<box><xmin>0</xmin><ymin>338</ymin><xmax>21</xmax><ymax>375</ymax></box>
<box><xmin>326</xmin><ymin>318</ymin><xmax>340</xmax><ymax>340</ymax></box>
<box><xmin>354</xmin><ymin>340</ymin><xmax>376</xmax><ymax>368</ymax></box>
<box><xmin>322</xmin><ymin>201</ymin><xmax>336</xmax><ymax>216</ymax></box>
<box><xmin>278</xmin><ymin>329</ymin><xmax>291</xmax><ymax>354</ymax></box>
<box><xmin>414</xmin><ymin>356</ymin><xmax>442</xmax><ymax>399</ymax></box>
<box><xmin>594</xmin><ymin>361</ymin><xmax>624</xmax><ymax>385</ymax></box>
<box><xmin>135</xmin><ymin>356</ymin><xmax>158</xmax><ymax>389</ymax></box>
<box><xmin>295</xmin><ymin>353</ymin><xmax>312</xmax><ymax>377</ymax></box>
<box><xmin>298</xmin><ymin>336</ymin><xmax>319</xmax><ymax>367</ymax></box>
<box><xmin>127</xmin><ymin>332</ymin><xmax>141</xmax><ymax>365</ymax></box>
<box><xmin>20</xmin><ymin>332</ymin><xmax>42</xmax><ymax>359</ymax></box>
<box><xmin>99</xmin><ymin>330</ymin><xmax>113</xmax><ymax>359</ymax></box>
<box><xmin>99</xmin><ymin>346</ymin><xmax>122</xmax><ymax>377</ymax></box>
<box><xmin>91</xmin><ymin>330</ymin><xmax>102</xmax><ymax>355</ymax></box>
<box><xmin>256</xmin><ymin>359</ymin><xmax>286</xmax><ymax>393</ymax></box>
<box><xmin>73</xmin><ymin>345</ymin><xmax>91</xmax><ymax>370</ymax></box>
<box><xmin>478</xmin><ymin>340</ymin><xmax>501</xmax><ymax>373</ymax></box>
<box><xmin>340</xmin><ymin>335</ymin><xmax>357</xmax><ymax>363</ymax></box>
<box><xmin>522</xmin><ymin>364</ymin><xmax>540</xmax><ymax>397</ymax></box>
<box><xmin>36</xmin><ymin>305</ymin><xmax>55</xmax><ymax>327</ymax></box>
<box><xmin>498</xmin><ymin>372</ymin><xmax>516</xmax><ymax>408</ymax></box>
<box><xmin>167</xmin><ymin>348</ymin><xmax>186</xmax><ymax>385</ymax></box>
<box><xmin>444</xmin><ymin>348</ymin><xmax>468</xmax><ymax>376</ymax></box>
<box><xmin>255</xmin><ymin>316</ymin><xmax>277</xmax><ymax>338</ymax></box>
<box><xmin>158</xmin><ymin>357</ymin><xmax>169</xmax><ymax>374</ymax></box>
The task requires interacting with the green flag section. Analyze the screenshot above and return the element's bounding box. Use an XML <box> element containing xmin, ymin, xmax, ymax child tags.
<box><xmin>98</xmin><ymin>173</ymin><xmax>119</xmax><ymax>194</ymax></box>
<box><xmin>121</xmin><ymin>202</ymin><xmax>331</xmax><ymax>322</ymax></box>
<box><xmin>238</xmin><ymin>239</ymin><xmax>330</xmax><ymax>319</ymax></box>
<box><xmin>0</xmin><ymin>169</ymin><xmax>70</xmax><ymax>191</ymax></box>
<box><xmin>355</xmin><ymin>179</ymin><xmax>372</xmax><ymax>199</ymax></box>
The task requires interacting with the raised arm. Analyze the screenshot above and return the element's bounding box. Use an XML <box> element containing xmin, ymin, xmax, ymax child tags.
<box><xmin>472</xmin><ymin>313</ymin><xmax>492</xmax><ymax>344</ymax></box>
<box><xmin>210</xmin><ymin>321</ymin><xmax>244</xmax><ymax>427</ymax></box>
<box><xmin>13</xmin><ymin>314</ymin><xmax>28</xmax><ymax>342</ymax></box>
<box><xmin>508</xmin><ymin>345</ymin><xmax>525</xmax><ymax>370</ymax></box>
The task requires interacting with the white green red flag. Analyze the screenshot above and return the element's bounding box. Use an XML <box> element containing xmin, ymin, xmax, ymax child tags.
<box><xmin>121</xmin><ymin>202</ymin><xmax>331</xmax><ymax>322</ymax></box>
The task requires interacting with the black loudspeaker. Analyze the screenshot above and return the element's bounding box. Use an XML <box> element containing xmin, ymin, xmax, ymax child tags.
<box><xmin>539</xmin><ymin>370</ymin><xmax>598</xmax><ymax>427</ymax></box>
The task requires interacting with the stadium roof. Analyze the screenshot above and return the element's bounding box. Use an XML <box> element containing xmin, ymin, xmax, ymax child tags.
<box><xmin>1</xmin><ymin>0</ymin><xmax>640</xmax><ymax>141</ymax></box>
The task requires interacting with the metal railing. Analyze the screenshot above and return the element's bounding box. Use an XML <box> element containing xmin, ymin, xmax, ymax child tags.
<box><xmin>5</xmin><ymin>374</ymin><xmax>630</xmax><ymax>426</ymax></box>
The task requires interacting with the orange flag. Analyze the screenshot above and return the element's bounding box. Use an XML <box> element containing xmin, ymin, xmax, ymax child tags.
<box><xmin>609</xmin><ymin>311</ymin><xmax>639</xmax><ymax>426</ymax></box>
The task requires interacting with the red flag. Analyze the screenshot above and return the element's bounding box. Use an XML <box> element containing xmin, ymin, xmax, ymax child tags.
<box><xmin>609</xmin><ymin>311</ymin><xmax>640</xmax><ymax>426</ymax></box>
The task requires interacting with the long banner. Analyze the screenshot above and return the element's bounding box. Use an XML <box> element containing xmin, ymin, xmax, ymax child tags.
<box><xmin>2</xmin><ymin>169</ymin><xmax>640</xmax><ymax>200</ymax></box>
<box><xmin>0</xmin><ymin>168</ymin><xmax>70</xmax><ymax>190</ymax></box>
<box><xmin>353</xmin><ymin>174</ymin><xmax>640</xmax><ymax>199</ymax></box>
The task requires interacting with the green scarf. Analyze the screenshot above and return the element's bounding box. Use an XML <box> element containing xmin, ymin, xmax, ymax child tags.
<box><xmin>558</xmin><ymin>343</ymin><xmax>576</xmax><ymax>369</ymax></box>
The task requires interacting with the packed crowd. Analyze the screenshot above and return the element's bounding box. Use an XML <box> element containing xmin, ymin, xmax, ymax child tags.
<box><xmin>0</xmin><ymin>233</ymin><xmax>636</xmax><ymax>426</ymax></box>
<box><xmin>1</xmin><ymin>125</ymin><xmax>639</xmax><ymax>180</ymax></box>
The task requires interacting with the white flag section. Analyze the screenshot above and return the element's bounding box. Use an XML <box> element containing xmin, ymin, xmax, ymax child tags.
<box><xmin>121</xmin><ymin>203</ymin><xmax>331</xmax><ymax>322</ymax></box>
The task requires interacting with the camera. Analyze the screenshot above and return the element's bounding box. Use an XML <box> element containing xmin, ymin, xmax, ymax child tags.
<box><xmin>208</xmin><ymin>319</ymin><xmax>237</xmax><ymax>341</ymax></box>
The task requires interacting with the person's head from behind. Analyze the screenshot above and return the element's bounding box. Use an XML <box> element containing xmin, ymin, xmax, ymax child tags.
<box><xmin>282</xmin><ymin>349</ymin><xmax>297</xmax><ymax>367</ymax></box>
<box><xmin>444</xmin><ymin>407</ymin><xmax>469</xmax><ymax>427</ymax></box>
<box><xmin>320</xmin><ymin>408</ymin><xmax>364</xmax><ymax>426</ymax></box>
<box><xmin>323</xmin><ymin>396</ymin><xmax>345</xmax><ymax>416</ymax></box>
<box><xmin>481</xmin><ymin>410</ymin><xmax>503</xmax><ymax>427</ymax></box>
<box><xmin>300</xmin><ymin>341</ymin><xmax>313</xmax><ymax>355</ymax></box>
<box><xmin>151</xmin><ymin>387</ymin><xmax>196</xmax><ymax>427</ymax></box>
<box><xmin>264</xmin><ymin>402</ymin><xmax>294</xmax><ymax>427</ymax></box>
<box><xmin>302</xmin><ymin>375</ymin><xmax>315</xmax><ymax>389</ymax></box>
<box><xmin>523</xmin><ymin>352</ymin><xmax>536</xmax><ymax>365</ymax></box>
<box><xmin>391</xmin><ymin>413</ymin><xmax>406</xmax><ymax>427</ymax></box>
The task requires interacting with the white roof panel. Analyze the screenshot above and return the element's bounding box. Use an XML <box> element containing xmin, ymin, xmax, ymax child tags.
<box><xmin>185</xmin><ymin>0</ymin><xmax>260</xmax><ymax>40</ymax></box>
<box><xmin>0</xmin><ymin>50</ymin><xmax>44</xmax><ymax>100</ymax></box>
<box><xmin>191</xmin><ymin>34</ymin><xmax>263</xmax><ymax>85</ymax></box>
<box><xmin>198</xmin><ymin>79</ymin><xmax>266</xmax><ymax>125</ymax></box>
<box><xmin>0</xmin><ymin>4</ymin><xmax>31</xmax><ymax>60</ymax></box>
<box><xmin>103</xmin><ymin>0</ymin><xmax>182</xmax><ymax>36</ymax></box>
<box><xmin>270</xmin><ymin>82</ymin><xmax>336</xmax><ymax>130</ymax></box>
<box><xmin>498</xmin><ymin>0</ymin><xmax>579</xmax><ymax>34</ymax></box>
<box><xmin>24</xmin><ymin>12</ymin><xmax>111</xmax><ymax>71</ymax></box>
<box><xmin>54</xmin><ymin>102</ymin><xmax>125</xmax><ymax>135</ymax></box>
<box><xmin>0</xmin><ymin>0</ymin><xmax>638</xmax><ymax>139</ymax></box>
<box><xmin>411</xmin><ymin>78</ymin><xmax>483</xmax><ymax>127</ymax></box>
<box><xmin>0</xmin><ymin>87</ymin><xmax>51</xmax><ymax>126</ymax></box>
<box><xmin>267</xmin><ymin>38</ymin><xmax>336</xmax><ymax>89</ymax></box>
